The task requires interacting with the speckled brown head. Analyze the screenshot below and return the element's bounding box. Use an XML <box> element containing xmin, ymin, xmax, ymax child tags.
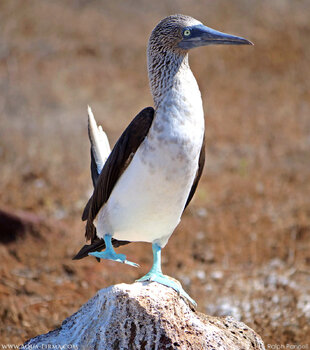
<box><xmin>147</xmin><ymin>14</ymin><xmax>252</xmax><ymax>105</ymax></box>
<box><xmin>148</xmin><ymin>14</ymin><xmax>252</xmax><ymax>55</ymax></box>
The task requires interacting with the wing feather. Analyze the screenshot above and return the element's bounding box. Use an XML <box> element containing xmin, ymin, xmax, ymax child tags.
<box><xmin>85</xmin><ymin>107</ymin><xmax>154</xmax><ymax>240</ymax></box>
<box><xmin>88</xmin><ymin>106</ymin><xmax>111</xmax><ymax>186</ymax></box>
<box><xmin>184</xmin><ymin>134</ymin><xmax>205</xmax><ymax>209</ymax></box>
<box><xmin>74</xmin><ymin>107</ymin><xmax>154</xmax><ymax>260</ymax></box>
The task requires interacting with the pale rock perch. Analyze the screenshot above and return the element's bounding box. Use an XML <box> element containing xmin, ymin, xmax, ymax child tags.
<box><xmin>23</xmin><ymin>283</ymin><xmax>265</xmax><ymax>349</ymax></box>
<box><xmin>73</xmin><ymin>14</ymin><xmax>253</xmax><ymax>306</ymax></box>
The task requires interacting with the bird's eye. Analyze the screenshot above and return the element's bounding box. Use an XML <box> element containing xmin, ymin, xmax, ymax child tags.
<box><xmin>183</xmin><ymin>29</ymin><xmax>191</xmax><ymax>37</ymax></box>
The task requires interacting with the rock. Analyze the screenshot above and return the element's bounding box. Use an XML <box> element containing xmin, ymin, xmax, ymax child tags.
<box><xmin>0</xmin><ymin>208</ymin><xmax>43</xmax><ymax>244</ymax></box>
<box><xmin>23</xmin><ymin>282</ymin><xmax>265</xmax><ymax>349</ymax></box>
<box><xmin>0</xmin><ymin>208</ymin><xmax>68</xmax><ymax>246</ymax></box>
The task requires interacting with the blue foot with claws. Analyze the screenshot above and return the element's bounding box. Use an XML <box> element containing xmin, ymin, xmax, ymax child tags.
<box><xmin>136</xmin><ymin>243</ymin><xmax>197</xmax><ymax>307</ymax></box>
<box><xmin>137</xmin><ymin>271</ymin><xmax>197</xmax><ymax>307</ymax></box>
<box><xmin>88</xmin><ymin>234</ymin><xmax>139</xmax><ymax>268</ymax></box>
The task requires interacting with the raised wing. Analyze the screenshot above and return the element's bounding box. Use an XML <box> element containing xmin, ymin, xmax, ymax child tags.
<box><xmin>73</xmin><ymin>107</ymin><xmax>155</xmax><ymax>260</ymax></box>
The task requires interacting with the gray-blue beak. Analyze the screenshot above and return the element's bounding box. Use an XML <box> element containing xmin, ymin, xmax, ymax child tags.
<box><xmin>179</xmin><ymin>24</ymin><xmax>253</xmax><ymax>50</ymax></box>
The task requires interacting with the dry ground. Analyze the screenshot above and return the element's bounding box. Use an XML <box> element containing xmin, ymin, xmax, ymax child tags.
<box><xmin>0</xmin><ymin>0</ymin><xmax>309</xmax><ymax>346</ymax></box>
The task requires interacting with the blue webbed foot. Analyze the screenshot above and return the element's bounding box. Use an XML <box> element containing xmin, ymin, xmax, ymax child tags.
<box><xmin>137</xmin><ymin>271</ymin><xmax>197</xmax><ymax>307</ymax></box>
<box><xmin>88</xmin><ymin>251</ymin><xmax>139</xmax><ymax>267</ymax></box>
<box><xmin>136</xmin><ymin>243</ymin><xmax>197</xmax><ymax>307</ymax></box>
<box><xmin>88</xmin><ymin>234</ymin><xmax>139</xmax><ymax>268</ymax></box>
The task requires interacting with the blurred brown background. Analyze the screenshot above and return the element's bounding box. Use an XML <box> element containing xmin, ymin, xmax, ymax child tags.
<box><xmin>0</xmin><ymin>0</ymin><xmax>309</xmax><ymax>346</ymax></box>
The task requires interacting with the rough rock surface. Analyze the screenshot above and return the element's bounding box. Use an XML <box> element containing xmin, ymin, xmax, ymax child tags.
<box><xmin>23</xmin><ymin>282</ymin><xmax>265</xmax><ymax>349</ymax></box>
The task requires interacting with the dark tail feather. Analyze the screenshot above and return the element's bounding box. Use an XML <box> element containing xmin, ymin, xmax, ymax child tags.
<box><xmin>72</xmin><ymin>239</ymin><xmax>105</xmax><ymax>260</ymax></box>
<box><xmin>72</xmin><ymin>238</ymin><xmax>131</xmax><ymax>261</ymax></box>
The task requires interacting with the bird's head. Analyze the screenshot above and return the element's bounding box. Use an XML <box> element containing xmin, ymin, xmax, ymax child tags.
<box><xmin>149</xmin><ymin>14</ymin><xmax>253</xmax><ymax>54</ymax></box>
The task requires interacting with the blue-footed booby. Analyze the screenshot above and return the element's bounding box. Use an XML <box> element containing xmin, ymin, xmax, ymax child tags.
<box><xmin>73</xmin><ymin>14</ymin><xmax>252</xmax><ymax>305</ymax></box>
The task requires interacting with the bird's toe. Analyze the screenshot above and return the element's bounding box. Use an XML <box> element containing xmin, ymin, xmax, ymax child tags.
<box><xmin>88</xmin><ymin>251</ymin><xmax>139</xmax><ymax>267</ymax></box>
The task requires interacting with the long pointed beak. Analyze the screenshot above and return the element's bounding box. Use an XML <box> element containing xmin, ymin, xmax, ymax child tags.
<box><xmin>179</xmin><ymin>24</ymin><xmax>253</xmax><ymax>50</ymax></box>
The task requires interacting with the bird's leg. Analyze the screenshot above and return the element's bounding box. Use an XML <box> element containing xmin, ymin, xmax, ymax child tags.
<box><xmin>88</xmin><ymin>234</ymin><xmax>139</xmax><ymax>267</ymax></box>
<box><xmin>136</xmin><ymin>243</ymin><xmax>197</xmax><ymax>307</ymax></box>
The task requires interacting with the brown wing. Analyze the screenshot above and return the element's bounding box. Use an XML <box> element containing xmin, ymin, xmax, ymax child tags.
<box><xmin>73</xmin><ymin>107</ymin><xmax>154</xmax><ymax>260</ymax></box>
<box><xmin>78</xmin><ymin>106</ymin><xmax>154</xmax><ymax>241</ymax></box>
<box><xmin>184</xmin><ymin>134</ymin><xmax>205</xmax><ymax>210</ymax></box>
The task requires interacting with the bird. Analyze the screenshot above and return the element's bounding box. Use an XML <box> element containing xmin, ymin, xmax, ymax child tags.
<box><xmin>73</xmin><ymin>14</ymin><xmax>252</xmax><ymax>306</ymax></box>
